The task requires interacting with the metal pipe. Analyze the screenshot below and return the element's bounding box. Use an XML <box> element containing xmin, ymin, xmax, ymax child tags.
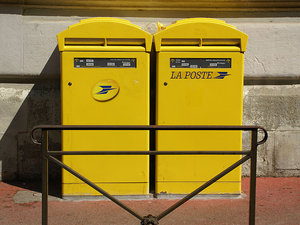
<box><xmin>47</xmin><ymin>150</ymin><xmax>251</xmax><ymax>155</ymax></box>
<box><xmin>249</xmin><ymin>130</ymin><xmax>258</xmax><ymax>225</ymax></box>
<box><xmin>42</xmin><ymin>130</ymin><xmax>48</xmax><ymax>225</ymax></box>
<box><xmin>31</xmin><ymin>125</ymin><xmax>268</xmax><ymax>146</ymax></box>
<box><xmin>156</xmin><ymin>154</ymin><xmax>251</xmax><ymax>221</ymax></box>
<box><xmin>47</xmin><ymin>155</ymin><xmax>143</xmax><ymax>221</ymax></box>
<box><xmin>32</xmin><ymin>124</ymin><xmax>265</xmax><ymax>131</ymax></box>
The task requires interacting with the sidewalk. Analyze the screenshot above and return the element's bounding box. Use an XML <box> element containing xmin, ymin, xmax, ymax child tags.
<box><xmin>0</xmin><ymin>178</ymin><xmax>299</xmax><ymax>225</ymax></box>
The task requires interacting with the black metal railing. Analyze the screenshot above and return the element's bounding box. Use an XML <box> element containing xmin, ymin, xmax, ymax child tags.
<box><xmin>31</xmin><ymin>125</ymin><xmax>268</xmax><ymax>225</ymax></box>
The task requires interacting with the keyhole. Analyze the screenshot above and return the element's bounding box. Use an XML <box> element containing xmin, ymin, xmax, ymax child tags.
<box><xmin>164</xmin><ymin>82</ymin><xmax>168</xmax><ymax>86</ymax></box>
<box><xmin>68</xmin><ymin>82</ymin><xmax>72</xmax><ymax>86</ymax></box>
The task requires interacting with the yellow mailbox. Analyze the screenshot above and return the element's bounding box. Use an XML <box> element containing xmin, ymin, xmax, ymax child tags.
<box><xmin>154</xmin><ymin>18</ymin><xmax>248</xmax><ymax>195</ymax></box>
<box><xmin>57</xmin><ymin>18</ymin><xmax>152</xmax><ymax>196</ymax></box>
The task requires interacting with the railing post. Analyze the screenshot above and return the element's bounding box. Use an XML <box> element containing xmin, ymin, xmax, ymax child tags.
<box><xmin>41</xmin><ymin>129</ymin><xmax>48</xmax><ymax>225</ymax></box>
<box><xmin>249</xmin><ymin>129</ymin><xmax>258</xmax><ymax>225</ymax></box>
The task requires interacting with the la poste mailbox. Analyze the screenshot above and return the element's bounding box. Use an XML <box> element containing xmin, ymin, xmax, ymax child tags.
<box><xmin>154</xmin><ymin>18</ymin><xmax>248</xmax><ymax>195</ymax></box>
<box><xmin>57</xmin><ymin>18</ymin><xmax>152</xmax><ymax>196</ymax></box>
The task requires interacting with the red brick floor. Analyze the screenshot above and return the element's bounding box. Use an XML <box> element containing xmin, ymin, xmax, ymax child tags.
<box><xmin>0</xmin><ymin>178</ymin><xmax>299</xmax><ymax>225</ymax></box>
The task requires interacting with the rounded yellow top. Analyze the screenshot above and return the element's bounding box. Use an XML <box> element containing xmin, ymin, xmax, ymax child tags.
<box><xmin>154</xmin><ymin>18</ymin><xmax>247</xmax><ymax>52</ymax></box>
<box><xmin>57</xmin><ymin>17</ymin><xmax>152</xmax><ymax>52</ymax></box>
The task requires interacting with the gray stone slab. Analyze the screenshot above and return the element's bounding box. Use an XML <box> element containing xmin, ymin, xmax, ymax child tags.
<box><xmin>236</xmin><ymin>23</ymin><xmax>300</xmax><ymax>77</ymax></box>
<box><xmin>0</xmin><ymin>83</ymin><xmax>60</xmax><ymax>180</ymax></box>
<box><xmin>1</xmin><ymin>12</ymin><xmax>300</xmax><ymax>78</ymax></box>
<box><xmin>243</xmin><ymin>85</ymin><xmax>300</xmax><ymax>130</ymax></box>
<box><xmin>20</xmin><ymin>16</ymin><xmax>300</xmax><ymax>78</ymax></box>
<box><xmin>0</xmin><ymin>10</ymin><xmax>23</xmax><ymax>74</ymax></box>
<box><xmin>242</xmin><ymin>131</ymin><xmax>275</xmax><ymax>177</ymax></box>
<box><xmin>0</xmin><ymin>84</ymin><xmax>32</xmax><ymax>132</ymax></box>
<box><xmin>275</xmin><ymin>131</ymin><xmax>300</xmax><ymax>170</ymax></box>
<box><xmin>22</xmin><ymin>18</ymin><xmax>73</xmax><ymax>75</ymax></box>
<box><xmin>0</xmin><ymin>84</ymin><xmax>33</xmax><ymax>180</ymax></box>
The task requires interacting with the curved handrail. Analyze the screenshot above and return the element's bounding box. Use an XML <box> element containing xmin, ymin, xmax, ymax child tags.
<box><xmin>257</xmin><ymin>127</ymin><xmax>268</xmax><ymax>145</ymax></box>
<box><xmin>31</xmin><ymin>128</ymin><xmax>41</xmax><ymax>145</ymax></box>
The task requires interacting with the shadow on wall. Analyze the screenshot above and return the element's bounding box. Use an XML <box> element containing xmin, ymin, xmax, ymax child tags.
<box><xmin>0</xmin><ymin>46</ymin><xmax>62</xmax><ymax>196</ymax></box>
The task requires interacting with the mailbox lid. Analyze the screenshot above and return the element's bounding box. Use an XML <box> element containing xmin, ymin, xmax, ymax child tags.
<box><xmin>57</xmin><ymin>17</ymin><xmax>152</xmax><ymax>52</ymax></box>
<box><xmin>154</xmin><ymin>18</ymin><xmax>248</xmax><ymax>52</ymax></box>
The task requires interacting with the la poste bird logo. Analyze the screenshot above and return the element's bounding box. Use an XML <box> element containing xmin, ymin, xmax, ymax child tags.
<box><xmin>92</xmin><ymin>79</ymin><xmax>120</xmax><ymax>101</ymax></box>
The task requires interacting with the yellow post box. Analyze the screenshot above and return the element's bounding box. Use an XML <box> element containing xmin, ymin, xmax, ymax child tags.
<box><xmin>154</xmin><ymin>18</ymin><xmax>248</xmax><ymax>195</ymax></box>
<box><xmin>57</xmin><ymin>18</ymin><xmax>152</xmax><ymax>196</ymax></box>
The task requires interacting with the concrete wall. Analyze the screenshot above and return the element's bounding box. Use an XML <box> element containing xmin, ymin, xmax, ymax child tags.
<box><xmin>0</xmin><ymin>5</ymin><xmax>299</xmax><ymax>180</ymax></box>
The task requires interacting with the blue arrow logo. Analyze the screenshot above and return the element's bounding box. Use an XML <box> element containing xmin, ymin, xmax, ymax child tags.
<box><xmin>214</xmin><ymin>72</ymin><xmax>230</xmax><ymax>79</ymax></box>
<box><xmin>96</xmin><ymin>86</ymin><xmax>116</xmax><ymax>94</ymax></box>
